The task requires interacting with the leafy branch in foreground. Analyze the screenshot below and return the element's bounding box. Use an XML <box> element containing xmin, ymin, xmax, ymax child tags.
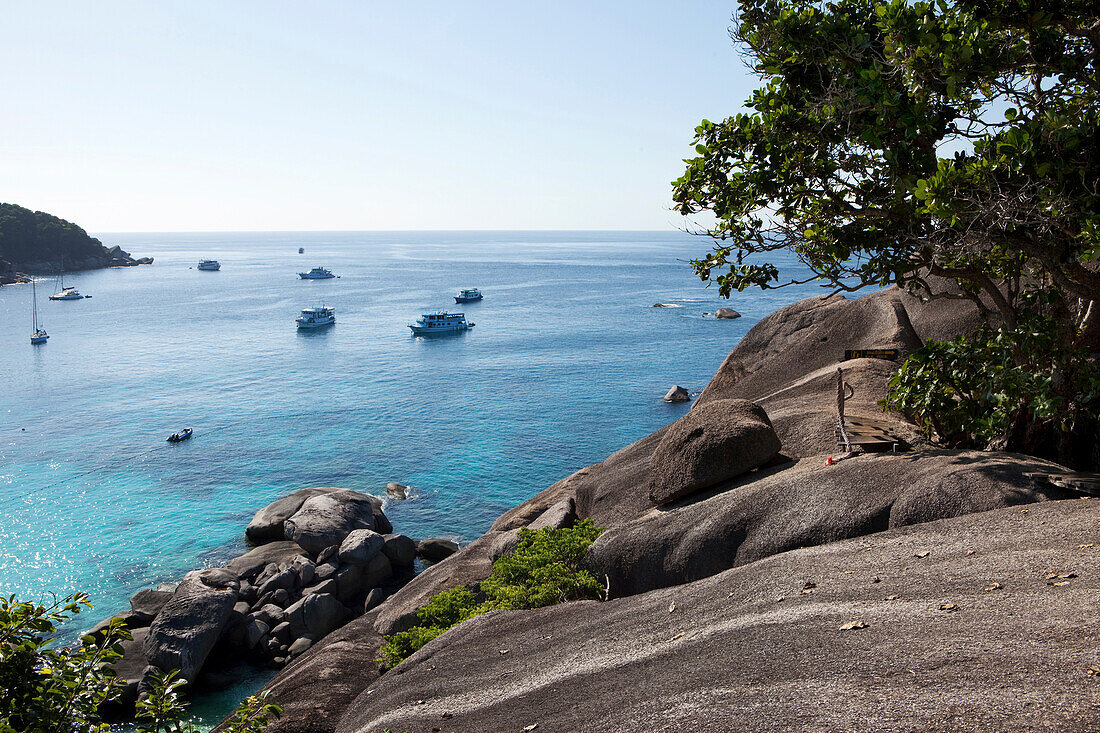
<box><xmin>0</xmin><ymin>592</ymin><xmax>281</xmax><ymax>733</ymax></box>
<box><xmin>378</xmin><ymin>520</ymin><xmax>604</xmax><ymax>670</ymax></box>
<box><xmin>0</xmin><ymin>592</ymin><xmax>127</xmax><ymax>733</ymax></box>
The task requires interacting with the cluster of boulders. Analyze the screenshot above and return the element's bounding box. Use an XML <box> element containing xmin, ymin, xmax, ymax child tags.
<box><xmin>94</xmin><ymin>487</ymin><xmax>459</xmax><ymax>715</ymax></box>
<box><xmin>0</xmin><ymin>258</ymin><xmax>29</xmax><ymax>286</ymax></box>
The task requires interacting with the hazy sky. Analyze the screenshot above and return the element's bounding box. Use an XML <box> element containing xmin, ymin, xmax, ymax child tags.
<box><xmin>1</xmin><ymin>2</ymin><xmax>754</xmax><ymax>231</ymax></box>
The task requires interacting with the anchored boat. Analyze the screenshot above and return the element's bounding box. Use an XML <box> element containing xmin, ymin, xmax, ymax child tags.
<box><xmin>30</xmin><ymin>279</ymin><xmax>48</xmax><ymax>344</ymax></box>
<box><xmin>197</xmin><ymin>259</ymin><xmax>221</xmax><ymax>271</ymax></box>
<box><xmin>454</xmin><ymin>288</ymin><xmax>483</xmax><ymax>303</ymax></box>
<box><xmin>408</xmin><ymin>311</ymin><xmax>474</xmax><ymax>334</ymax></box>
<box><xmin>298</xmin><ymin>266</ymin><xmax>335</xmax><ymax>279</ymax></box>
<box><xmin>297</xmin><ymin>305</ymin><xmax>336</xmax><ymax>329</ymax></box>
<box><xmin>49</xmin><ymin>257</ymin><xmax>86</xmax><ymax>300</ymax></box>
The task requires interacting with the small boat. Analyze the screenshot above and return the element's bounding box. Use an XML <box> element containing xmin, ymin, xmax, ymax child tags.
<box><xmin>454</xmin><ymin>288</ymin><xmax>483</xmax><ymax>303</ymax></box>
<box><xmin>167</xmin><ymin>428</ymin><xmax>193</xmax><ymax>442</ymax></box>
<box><xmin>408</xmin><ymin>311</ymin><xmax>474</xmax><ymax>334</ymax></box>
<box><xmin>198</xmin><ymin>259</ymin><xmax>221</xmax><ymax>271</ymax></box>
<box><xmin>298</xmin><ymin>266</ymin><xmax>335</xmax><ymax>279</ymax></box>
<box><xmin>298</xmin><ymin>247</ymin><xmax>305</xmax><ymax>254</ymax></box>
<box><xmin>30</xmin><ymin>279</ymin><xmax>48</xmax><ymax>344</ymax></box>
<box><xmin>296</xmin><ymin>305</ymin><xmax>336</xmax><ymax>329</ymax></box>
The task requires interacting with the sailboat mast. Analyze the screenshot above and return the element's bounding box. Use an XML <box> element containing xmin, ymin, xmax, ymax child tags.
<box><xmin>32</xmin><ymin>278</ymin><xmax>39</xmax><ymax>330</ymax></box>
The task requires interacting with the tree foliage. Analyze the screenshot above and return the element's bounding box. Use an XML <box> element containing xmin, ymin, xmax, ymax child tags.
<box><xmin>378</xmin><ymin>520</ymin><xmax>604</xmax><ymax>669</ymax></box>
<box><xmin>0</xmin><ymin>592</ymin><xmax>280</xmax><ymax>733</ymax></box>
<box><xmin>672</xmin><ymin>0</ymin><xmax>1099</xmax><ymax>466</ymax></box>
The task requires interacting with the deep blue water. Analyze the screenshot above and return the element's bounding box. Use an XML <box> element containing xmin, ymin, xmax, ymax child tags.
<box><xmin>0</xmin><ymin>231</ymin><xmax>821</xmax><ymax>724</ymax></box>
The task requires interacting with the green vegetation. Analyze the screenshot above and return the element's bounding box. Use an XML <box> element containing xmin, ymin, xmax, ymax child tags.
<box><xmin>378</xmin><ymin>520</ymin><xmax>604</xmax><ymax>670</ymax></box>
<box><xmin>672</xmin><ymin>0</ymin><xmax>1099</xmax><ymax>468</ymax></box>
<box><xmin>0</xmin><ymin>592</ymin><xmax>281</xmax><ymax>733</ymax></box>
<box><xmin>0</xmin><ymin>202</ymin><xmax>111</xmax><ymax>269</ymax></box>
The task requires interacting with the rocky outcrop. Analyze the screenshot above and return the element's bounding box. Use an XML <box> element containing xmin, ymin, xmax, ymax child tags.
<box><xmin>647</xmin><ymin>398</ymin><xmax>781</xmax><ymax>505</ymax></box>
<box><xmin>662</xmin><ymin>385</ymin><xmax>690</xmax><ymax>403</ymax></box>
<box><xmin>416</xmin><ymin>537</ymin><xmax>459</xmax><ymax>562</ymax></box>
<box><xmin>714</xmin><ymin>307</ymin><xmax>741</xmax><ymax>319</ymax></box>
<box><xmin>385</xmin><ymin>483</ymin><xmax>409</xmax><ymax>500</ymax></box>
<box><xmin>101</xmin><ymin>487</ymin><xmax>416</xmax><ymax>717</ymax></box>
<box><xmin>285</xmin><ymin>490</ymin><xmax>386</xmax><ymax>554</ymax></box>
<box><xmin>338</xmin><ymin>499</ymin><xmax>1100</xmax><ymax>732</ymax></box>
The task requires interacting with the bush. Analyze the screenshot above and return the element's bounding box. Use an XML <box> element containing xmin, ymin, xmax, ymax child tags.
<box><xmin>378</xmin><ymin>520</ymin><xmax>604</xmax><ymax>670</ymax></box>
<box><xmin>884</xmin><ymin>314</ymin><xmax>1100</xmax><ymax>463</ymax></box>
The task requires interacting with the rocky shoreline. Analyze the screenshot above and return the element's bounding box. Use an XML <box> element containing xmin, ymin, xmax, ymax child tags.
<box><xmin>0</xmin><ymin>246</ymin><xmax>153</xmax><ymax>286</ymax></box>
<box><xmin>217</xmin><ymin>284</ymin><xmax>1097</xmax><ymax>732</ymax></box>
<box><xmin>85</xmin><ymin>283</ymin><xmax>1098</xmax><ymax>731</ymax></box>
<box><xmin>92</xmin><ymin>487</ymin><xmax>455</xmax><ymax>717</ymax></box>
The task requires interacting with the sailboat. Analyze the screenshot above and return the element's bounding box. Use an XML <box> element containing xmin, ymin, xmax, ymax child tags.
<box><xmin>49</xmin><ymin>256</ymin><xmax>85</xmax><ymax>300</ymax></box>
<box><xmin>30</xmin><ymin>279</ymin><xmax>48</xmax><ymax>344</ymax></box>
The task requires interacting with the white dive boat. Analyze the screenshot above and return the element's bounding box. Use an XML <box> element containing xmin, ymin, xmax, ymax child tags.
<box><xmin>454</xmin><ymin>288</ymin><xmax>483</xmax><ymax>303</ymax></box>
<box><xmin>298</xmin><ymin>266</ymin><xmax>336</xmax><ymax>279</ymax></box>
<box><xmin>197</xmin><ymin>259</ymin><xmax>221</xmax><ymax>271</ymax></box>
<box><xmin>408</xmin><ymin>311</ymin><xmax>474</xmax><ymax>334</ymax></box>
<box><xmin>296</xmin><ymin>305</ymin><xmax>336</xmax><ymax>329</ymax></box>
<box><xmin>30</xmin><ymin>279</ymin><xmax>48</xmax><ymax>344</ymax></box>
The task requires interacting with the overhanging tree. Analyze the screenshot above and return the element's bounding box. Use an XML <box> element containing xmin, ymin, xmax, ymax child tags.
<box><xmin>673</xmin><ymin>0</ymin><xmax>1099</xmax><ymax>467</ymax></box>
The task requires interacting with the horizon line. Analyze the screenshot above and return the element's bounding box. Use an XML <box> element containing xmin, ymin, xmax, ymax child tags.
<box><xmin>95</xmin><ymin>227</ymin><xmax>701</xmax><ymax>235</ymax></box>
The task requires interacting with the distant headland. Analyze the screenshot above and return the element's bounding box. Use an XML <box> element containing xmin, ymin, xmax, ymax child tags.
<box><xmin>0</xmin><ymin>202</ymin><xmax>151</xmax><ymax>285</ymax></box>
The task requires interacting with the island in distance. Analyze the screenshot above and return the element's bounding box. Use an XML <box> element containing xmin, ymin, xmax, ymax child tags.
<box><xmin>0</xmin><ymin>202</ymin><xmax>152</xmax><ymax>285</ymax></box>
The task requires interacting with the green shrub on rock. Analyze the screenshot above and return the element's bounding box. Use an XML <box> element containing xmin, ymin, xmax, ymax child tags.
<box><xmin>379</xmin><ymin>520</ymin><xmax>604</xmax><ymax>670</ymax></box>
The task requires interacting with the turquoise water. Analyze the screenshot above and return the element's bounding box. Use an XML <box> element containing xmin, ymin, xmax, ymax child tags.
<box><xmin>0</xmin><ymin>231</ymin><xmax>820</xmax><ymax>720</ymax></box>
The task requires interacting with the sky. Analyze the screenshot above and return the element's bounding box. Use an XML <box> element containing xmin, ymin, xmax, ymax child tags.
<box><xmin>0</xmin><ymin>1</ymin><xmax>755</xmax><ymax>232</ymax></box>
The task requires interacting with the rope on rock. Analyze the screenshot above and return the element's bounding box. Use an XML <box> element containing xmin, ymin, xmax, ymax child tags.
<box><xmin>825</xmin><ymin>367</ymin><xmax>858</xmax><ymax>466</ymax></box>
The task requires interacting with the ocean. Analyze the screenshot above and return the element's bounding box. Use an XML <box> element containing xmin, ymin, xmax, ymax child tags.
<box><xmin>0</xmin><ymin>230</ymin><xmax>823</xmax><ymax>724</ymax></box>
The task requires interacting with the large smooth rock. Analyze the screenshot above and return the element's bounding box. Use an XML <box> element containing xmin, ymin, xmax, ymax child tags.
<box><xmin>142</xmin><ymin>568</ymin><xmax>239</xmax><ymax>683</ymax></box>
<box><xmin>380</xmin><ymin>534</ymin><xmax>417</xmax><ymax>567</ymax></box>
<box><xmin>247</xmin><ymin>488</ymin><xmax>340</xmax><ymax>543</ymax></box>
<box><xmin>284</xmin><ymin>490</ymin><xmax>383</xmax><ymax>555</ymax></box>
<box><xmin>301</xmin><ymin>593</ymin><xmax>351</xmax><ymax>638</ymax></box>
<box><xmin>386</xmin><ymin>483</ymin><xmax>408</xmax><ymax>500</ymax></box>
<box><xmin>338</xmin><ymin>529</ymin><xmax>385</xmax><ymax>565</ymax></box>
<box><xmin>648</xmin><ymin>398</ymin><xmax>781</xmax><ymax>505</ymax></box>
<box><xmin>335</xmin><ymin>499</ymin><xmax>1100</xmax><ymax>733</ymax></box>
<box><xmin>417</xmin><ymin>537</ymin><xmax>459</xmax><ymax>563</ymax></box>
<box><xmin>714</xmin><ymin>307</ymin><xmax>741</xmax><ymax>319</ymax></box>
<box><xmin>335</xmin><ymin>553</ymin><xmax>392</xmax><ymax>603</ymax></box>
